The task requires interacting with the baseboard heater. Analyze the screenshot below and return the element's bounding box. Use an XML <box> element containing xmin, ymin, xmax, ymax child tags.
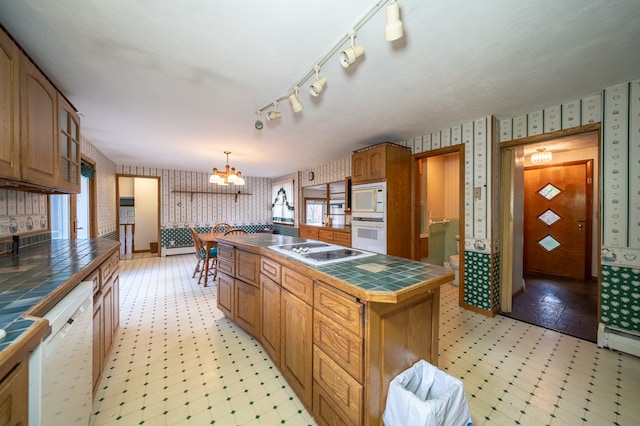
<box><xmin>162</xmin><ymin>246</ymin><xmax>195</xmax><ymax>257</ymax></box>
<box><xmin>597</xmin><ymin>323</ymin><xmax>640</xmax><ymax>357</ymax></box>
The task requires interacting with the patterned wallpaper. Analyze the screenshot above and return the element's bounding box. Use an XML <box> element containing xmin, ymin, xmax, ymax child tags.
<box><xmin>81</xmin><ymin>136</ymin><xmax>117</xmax><ymax>238</ymax></box>
<box><xmin>0</xmin><ymin>190</ymin><xmax>48</xmax><ymax>238</ymax></box>
<box><xmin>116</xmin><ymin>165</ymin><xmax>274</xmax><ymax>229</ymax></box>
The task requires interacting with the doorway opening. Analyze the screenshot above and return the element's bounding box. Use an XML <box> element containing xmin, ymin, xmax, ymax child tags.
<box><xmin>499</xmin><ymin>126</ymin><xmax>600</xmax><ymax>342</ymax></box>
<box><xmin>414</xmin><ymin>145</ymin><xmax>465</xmax><ymax>305</ymax></box>
<box><xmin>116</xmin><ymin>175</ymin><xmax>160</xmax><ymax>258</ymax></box>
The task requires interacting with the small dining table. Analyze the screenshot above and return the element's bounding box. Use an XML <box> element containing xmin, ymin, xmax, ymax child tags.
<box><xmin>197</xmin><ymin>232</ymin><xmax>225</xmax><ymax>287</ymax></box>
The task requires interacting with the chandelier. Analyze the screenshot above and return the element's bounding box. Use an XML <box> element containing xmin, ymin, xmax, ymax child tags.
<box><xmin>531</xmin><ymin>148</ymin><xmax>552</xmax><ymax>165</ymax></box>
<box><xmin>209</xmin><ymin>151</ymin><xmax>245</xmax><ymax>185</ymax></box>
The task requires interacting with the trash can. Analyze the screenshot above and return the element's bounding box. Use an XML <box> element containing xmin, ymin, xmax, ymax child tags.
<box><xmin>150</xmin><ymin>242</ymin><xmax>158</xmax><ymax>253</ymax></box>
<box><xmin>383</xmin><ymin>360</ymin><xmax>472</xmax><ymax>426</ymax></box>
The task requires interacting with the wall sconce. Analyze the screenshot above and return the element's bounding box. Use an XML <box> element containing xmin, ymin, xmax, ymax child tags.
<box><xmin>340</xmin><ymin>32</ymin><xmax>364</xmax><ymax>68</ymax></box>
<box><xmin>310</xmin><ymin>65</ymin><xmax>327</xmax><ymax>97</ymax></box>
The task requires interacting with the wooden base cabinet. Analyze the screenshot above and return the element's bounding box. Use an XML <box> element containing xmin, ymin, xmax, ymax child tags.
<box><xmin>281</xmin><ymin>289</ymin><xmax>313</xmax><ymax>407</ymax></box>
<box><xmin>0</xmin><ymin>361</ymin><xmax>28</xmax><ymax>425</ymax></box>
<box><xmin>92</xmin><ymin>249</ymin><xmax>120</xmax><ymax>396</ymax></box>
<box><xmin>219</xmin><ymin>240</ymin><xmax>443</xmax><ymax>425</ymax></box>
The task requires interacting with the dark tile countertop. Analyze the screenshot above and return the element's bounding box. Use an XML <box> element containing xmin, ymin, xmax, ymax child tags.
<box><xmin>216</xmin><ymin>233</ymin><xmax>453</xmax><ymax>303</ymax></box>
<box><xmin>0</xmin><ymin>238</ymin><xmax>119</xmax><ymax>352</ymax></box>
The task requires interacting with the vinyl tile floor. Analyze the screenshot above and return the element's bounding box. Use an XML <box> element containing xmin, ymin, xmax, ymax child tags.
<box><xmin>91</xmin><ymin>255</ymin><xmax>640</xmax><ymax>425</ymax></box>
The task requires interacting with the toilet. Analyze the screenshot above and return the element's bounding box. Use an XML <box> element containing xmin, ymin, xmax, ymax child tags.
<box><xmin>448</xmin><ymin>235</ymin><xmax>460</xmax><ymax>286</ymax></box>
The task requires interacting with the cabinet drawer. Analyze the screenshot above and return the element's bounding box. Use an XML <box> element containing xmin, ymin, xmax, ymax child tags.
<box><xmin>313</xmin><ymin>381</ymin><xmax>353</xmax><ymax>426</ymax></box>
<box><xmin>282</xmin><ymin>267</ymin><xmax>313</xmax><ymax>305</ymax></box>
<box><xmin>218</xmin><ymin>244</ymin><xmax>235</xmax><ymax>262</ymax></box>
<box><xmin>314</xmin><ymin>281</ymin><xmax>363</xmax><ymax>337</ymax></box>
<box><xmin>313</xmin><ymin>346</ymin><xmax>362</xmax><ymax>425</ymax></box>
<box><xmin>318</xmin><ymin>229</ymin><xmax>334</xmax><ymax>243</ymax></box>
<box><xmin>261</xmin><ymin>257</ymin><xmax>281</xmax><ymax>283</ymax></box>
<box><xmin>86</xmin><ymin>269</ymin><xmax>100</xmax><ymax>296</ymax></box>
<box><xmin>236</xmin><ymin>250</ymin><xmax>260</xmax><ymax>286</ymax></box>
<box><xmin>109</xmin><ymin>250</ymin><xmax>120</xmax><ymax>274</ymax></box>
<box><xmin>313</xmin><ymin>311</ymin><xmax>363</xmax><ymax>383</ymax></box>
<box><xmin>217</xmin><ymin>258</ymin><xmax>235</xmax><ymax>276</ymax></box>
<box><xmin>333</xmin><ymin>231</ymin><xmax>351</xmax><ymax>246</ymax></box>
<box><xmin>100</xmin><ymin>256</ymin><xmax>114</xmax><ymax>284</ymax></box>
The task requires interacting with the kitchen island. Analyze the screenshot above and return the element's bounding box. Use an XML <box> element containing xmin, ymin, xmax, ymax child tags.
<box><xmin>214</xmin><ymin>233</ymin><xmax>453</xmax><ymax>426</ymax></box>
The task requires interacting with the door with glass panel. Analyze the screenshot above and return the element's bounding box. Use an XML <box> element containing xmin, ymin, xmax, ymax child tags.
<box><xmin>523</xmin><ymin>160</ymin><xmax>592</xmax><ymax>279</ymax></box>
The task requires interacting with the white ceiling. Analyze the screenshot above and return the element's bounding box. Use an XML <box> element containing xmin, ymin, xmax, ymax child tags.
<box><xmin>1</xmin><ymin>0</ymin><xmax>639</xmax><ymax>178</ymax></box>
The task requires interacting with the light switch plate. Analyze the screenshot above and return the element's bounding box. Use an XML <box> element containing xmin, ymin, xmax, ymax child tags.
<box><xmin>474</xmin><ymin>187</ymin><xmax>482</xmax><ymax>199</ymax></box>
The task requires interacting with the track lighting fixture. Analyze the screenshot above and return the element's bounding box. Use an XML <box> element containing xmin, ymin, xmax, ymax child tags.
<box><xmin>266</xmin><ymin>102</ymin><xmax>282</xmax><ymax>121</ymax></box>
<box><xmin>340</xmin><ymin>32</ymin><xmax>365</xmax><ymax>68</ymax></box>
<box><xmin>385</xmin><ymin>0</ymin><xmax>404</xmax><ymax>41</ymax></box>
<box><xmin>254</xmin><ymin>0</ymin><xmax>406</xmax><ymax>128</ymax></box>
<box><xmin>289</xmin><ymin>87</ymin><xmax>304</xmax><ymax>113</ymax></box>
<box><xmin>255</xmin><ymin>111</ymin><xmax>263</xmax><ymax>130</ymax></box>
<box><xmin>309</xmin><ymin>66</ymin><xmax>327</xmax><ymax>97</ymax></box>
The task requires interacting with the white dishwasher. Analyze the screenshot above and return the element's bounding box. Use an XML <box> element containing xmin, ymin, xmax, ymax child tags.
<box><xmin>29</xmin><ymin>281</ymin><xmax>93</xmax><ymax>426</ymax></box>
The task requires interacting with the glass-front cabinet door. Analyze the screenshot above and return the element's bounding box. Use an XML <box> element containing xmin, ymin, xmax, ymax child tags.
<box><xmin>57</xmin><ymin>94</ymin><xmax>81</xmax><ymax>193</ymax></box>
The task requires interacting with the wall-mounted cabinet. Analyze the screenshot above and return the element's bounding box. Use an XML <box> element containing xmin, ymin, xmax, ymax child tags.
<box><xmin>0</xmin><ymin>27</ymin><xmax>80</xmax><ymax>194</ymax></box>
<box><xmin>0</xmin><ymin>30</ymin><xmax>20</xmax><ymax>181</ymax></box>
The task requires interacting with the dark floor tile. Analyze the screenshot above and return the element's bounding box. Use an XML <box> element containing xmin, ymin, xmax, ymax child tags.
<box><xmin>501</xmin><ymin>272</ymin><xmax>597</xmax><ymax>342</ymax></box>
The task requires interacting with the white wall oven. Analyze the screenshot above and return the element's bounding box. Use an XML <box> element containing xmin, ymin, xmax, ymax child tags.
<box><xmin>351</xmin><ymin>182</ymin><xmax>386</xmax><ymax>254</ymax></box>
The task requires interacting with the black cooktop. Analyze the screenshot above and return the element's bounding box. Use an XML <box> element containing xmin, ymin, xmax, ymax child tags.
<box><xmin>306</xmin><ymin>249</ymin><xmax>364</xmax><ymax>261</ymax></box>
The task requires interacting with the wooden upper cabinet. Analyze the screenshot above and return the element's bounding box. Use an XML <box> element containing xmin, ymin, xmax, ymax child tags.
<box><xmin>0</xmin><ymin>30</ymin><xmax>20</xmax><ymax>180</ymax></box>
<box><xmin>351</xmin><ymin>144</ymin><xmax>388</xmax><ymax>184</ymax></box>
<box><xmin>20</xmin><ymin>52</ymin><xmax>58</xmax><ymax>188</ymax></box>
<box><xmin>57</xmin><ymin>94</ymin><xmax>81</xmax><ymax>193</ymax></box>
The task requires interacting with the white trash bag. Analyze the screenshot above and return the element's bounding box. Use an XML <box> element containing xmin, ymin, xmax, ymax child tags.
<box><xmin>383</xmin><ymin>360</ymin><xmax>472</xmax><ymax>426</ymax></box>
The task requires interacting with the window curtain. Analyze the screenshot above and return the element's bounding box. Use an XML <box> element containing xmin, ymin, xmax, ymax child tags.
<box><xmin>81</xmin><ymin>162</ymin><xmax>95</xmax><ymax>179</ymax></box>
<box><xmin>272</xmin><ymin>181</ymin><xmax>295</xmax><ymax>224</ymax></box>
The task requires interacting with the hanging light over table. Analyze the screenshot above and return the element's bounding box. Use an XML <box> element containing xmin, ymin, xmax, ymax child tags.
<box><xmin>209</xmin><ymin>151</ymin><xmax>245</xmax><ymax>185</ymax></box>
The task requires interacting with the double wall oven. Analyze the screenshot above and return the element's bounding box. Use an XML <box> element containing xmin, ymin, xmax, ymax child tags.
<box><xmin>351</xmin><ymin>182</ymin><xmax>387</xmax><ymax>254</ymax></box>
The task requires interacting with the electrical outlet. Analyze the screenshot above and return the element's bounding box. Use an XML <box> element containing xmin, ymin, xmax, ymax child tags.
<box><xmin>474</xmin><ymin>187</ymin><xmax>482</xmax><ymax>199</ymax></box>
<box><xmin>170</xmin><ymin>240</ymin><xmax>175</xmax><ymax>246</ymax></box>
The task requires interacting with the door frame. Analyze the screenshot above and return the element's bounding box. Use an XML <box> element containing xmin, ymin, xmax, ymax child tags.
<box><xmin>499</xmin><ymin>123</ymin><xmax>601</xmax><ymax>312</ymax></box>
<box><xmin>412</xmin><ymin>144</ymin><xmax>465</xmax><ymax>306</ymax></box>
<box><xmin>81</xmin><ymin>155</ymin><xmax>98</xmax><ymax>238</ymax></box>
<box><xmin>116</xmin><ymin>174</ymin><xmax>161</xmax><ymax>254</ymax></box>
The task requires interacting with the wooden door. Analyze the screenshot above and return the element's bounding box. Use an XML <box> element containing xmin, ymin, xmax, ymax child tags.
<box><xmin>20</xmin><ymin>53</ymin><xmax>58</xmax><ymax>187</ymax></box>
<box><xmin>524</xmin><ymin>161</ymin><xmax>592</xmax><ymax>279</ymax></box>
<box><xmin>0</xmin><ymin>30</ymin><xmax>20</xmax><ymax>180</ymax></box>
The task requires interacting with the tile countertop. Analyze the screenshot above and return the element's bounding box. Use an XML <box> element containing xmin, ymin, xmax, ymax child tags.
<box><xmin>0</xmin><ymin>238</ymin><xmax>119</xmax><ymax>353</ymax></box>
<box><xmin>216</xmin><ymin>233</ymin><xmax>454</xmax><ymax>304</ymax></box>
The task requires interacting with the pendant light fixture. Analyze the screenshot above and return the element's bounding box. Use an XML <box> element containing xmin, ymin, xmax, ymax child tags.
<box><xmin>209</xmin><ymin>151</ymin><xmax>245</xmax><ymax>185</ymax></box>
<box><xmin>531</xmin><ymin>147</ymin><xmax>552</xmax><ymax>165</ymax></box>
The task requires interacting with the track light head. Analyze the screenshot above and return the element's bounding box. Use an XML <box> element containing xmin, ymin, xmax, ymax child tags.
<box><xmin>289</xmin><ymin>88</ymin><xmax>303</xmax><ymax>113</ymax></box>
<box><xmin>385</xmin><ymin>0</ymin><xmax>404</xmax><ymax>41</ymax></box>
<box><xmin>340</xmin><ymin>33</ymin><xmax>364</xmax><ymax>68</ymax></box>
<box><xmin>310</xmin><ymin>76</ymin><xmax>327</xmax><ymax>97</ymax></box>
<box><xmin>266</xmin><ymin>103</ymin><xmax>282</xmax><ymax>121</ymax></box>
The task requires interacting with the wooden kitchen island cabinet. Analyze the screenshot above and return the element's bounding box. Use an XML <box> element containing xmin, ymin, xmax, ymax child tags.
<box><xmin>214</xmin><ymin>234</ymin><xmax>452</xmax><ymax>425</ymax></box>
